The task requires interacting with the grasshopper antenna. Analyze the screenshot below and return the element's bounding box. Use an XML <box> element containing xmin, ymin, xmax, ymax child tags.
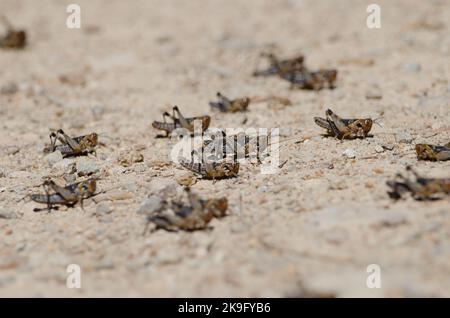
<box><xmin>373</xmin><ymin>116</ymin><xmax>384</xmax><ymax>128</ymax></box>
<box><xmin>0</xmin><ymin>15</ymin><xmax>13</xmax><ymax>30</ymax></box>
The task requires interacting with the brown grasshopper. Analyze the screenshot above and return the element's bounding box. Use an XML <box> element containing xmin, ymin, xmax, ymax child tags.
<box><xmin>415</xmin><ymin>143</ymin><xmax>450</xmax><ymax>161</ymax></box>
<box><xmin>209</xmin><ymin>92</ymin><xmax>250</xmax><ymax>113</ymax></box>
<box><xmin>0</xmin><ymin>16</ymin><xmax>26</xmax><ymax>49</ymax></box>
<box><xmin>44</xmin><ymin>129</ymin><xmax>98</xmax><ymax>157</ymax></box>
<box><xmin>146</xmin><ymin>187</ymin><xmax>228</xmax><ymax>232</ymax></box>
<box><xmin>200</xmin><ymin>131</ymin><xmax>268</xmax><ymax>164</ymax></box>
<box><xmin>283</xmin><ymin>69</ymin><xmax>337</xmax><ymax>90</ymax></box>
<box><xmin>152</xmin><ymin>106</ymin><xmax>211</xmax><ymax>137</ymax></box>
<box><xmin>254</xmin><ymin>53</ymin><xmax>337</xmax><ymax>90</ymax></box>
<box><xmin>253</xmin><ymin>53</ymin><xmax>305</xmax><ymax>77</ymax></box>
<box><xmin>314</xmin><ymin>109</ymin><xmax>374</xmax><ymax>139</ymax></box>
<box><xmin>31</xmin><ymin>178</ymin><xmax>97</xmax><ymax>211</ymax></box>
<box><xmin>387</xmin><ymin>166</ymin><xmax>450</xmax><ymax>200</ymax></box>
<box><xmin>179</xmin><ymin>158</ymin><xmax>239</xmax><ymax>181</ymax></box>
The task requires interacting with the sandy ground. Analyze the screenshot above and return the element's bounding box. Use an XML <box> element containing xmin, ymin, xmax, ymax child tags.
<box><xmin>0</xmin><ymin>0</ymin><xmax>450</xmax><ymax>297</ymax></box>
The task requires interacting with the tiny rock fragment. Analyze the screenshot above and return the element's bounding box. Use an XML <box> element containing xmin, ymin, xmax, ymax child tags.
<box><xmin>342</xmin><ymin>148</ymin><xmax>356</xmax><ymax>159</ymax></box>
<box><xmin>0</xmin><ymin>208</ymin><xmax>19</xmax><ymax>219</ymax></box>
<box><xmin>395</xmin><ymin>132</ymin><xmax>413</xmax><ymax>144</ymax></box>
<box><xmin>149</xmin><ymin>178</ymin><xmax>181</xmax><ymax>198</ymax></box>
<box><xmin>76</xmin><ymin>159</ymin><xmax>98</xmax><ymax>176</ymax></box>
<box><xmin>44</xmin><ymin>150</ymin><xmax>63</xmax><ymax>167</ymax></box>
<box><xmin>133</xmin><ymin>163</ymin><xmax>147</xmax><ymax>173</ymax></box>
<box><xmin>175</xmin><ymin>172</ymin><xmax>196</xmax><ymax>187</ymax></box>
<box><xmin>118</xmin><ymin>149</ymin><xmax>144</xmax><ymax>167</ymax></box>
<box><xmin>52</xmin><ymin>158</ymin><xmax>76</xmax><ymax>174</ymax></box>
<box><xmin>381</xmin><ymin>143</ymin><xmax>395</xmax><ymax>151</ymax></box>
<box><xmin>95</xmin><ymin>202</ymin><xmax>113</xmax><ymax>215</ymax></box>
<box><xmin>404</xmin><ymin>62</ymin><xmax>421</xmax><ymax>73</ymax></box>
<box><xmin>91</xmin><ymin>104</ymin><xmax>105</xmax><ymax>119</ymax></box>
<box><xmin>258</xmin><ymin>186</ymin><xmax>268</xmax><ymax>193</ymax></box>
<box><xmin>137</xmin><ymin>195</ymin><xmax>163</xmax><ymax>215</ymax></box>
<box><xmin>374</xmin><ymin>145</ymin><xmax>384</xmax><ymax>153</ymax></box>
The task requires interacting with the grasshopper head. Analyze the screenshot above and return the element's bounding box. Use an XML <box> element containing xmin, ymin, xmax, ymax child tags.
<box><xmin>362</xmin><ymin>118</ymin><xmax>373</xmax><ymax>133</ymax></box>
<box><xmin>415</xmin><ymin>144</ymin><xmax>434</xmax><ymax>160</ymax></box>
<box><xmin>292</xmin><ymin>55</ymin><xmax>305</xmax><ymax>65</ymax></box>
<box><xmin>325</xmin><ymin>109</ymin><xmax>334</xmax><ymax>117</ymax></box>
<box><xmin>225</xmin><ymin>162</ymin><xmax>240</xmax><ymax>176</ymax></box>
<box><xmin>79</xmin><ymin>178</ymin><xmax>96</xmax><ymax>197</ymax></box>
<box><xmin>201</xmin><ymin>116</ymin><xmax>211</xmax><ymax>131</ymax></box>
<box><xmin>325</xmin><ymin>69</ymin><xmax>338</xmax><ymax>82</ymax></box>
<box><xmin>87</xmin><ymin>132</ymin><xmax>98</xmax><ymax>146</ymax></box>
<box><xmin>241</xmin><ymin>97</ymin><xmax>251</xmax><ymax>108</ymax></box>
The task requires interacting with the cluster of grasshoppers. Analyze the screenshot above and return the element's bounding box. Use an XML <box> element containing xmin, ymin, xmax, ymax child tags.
<box><xmin>31</xmin><ymin>129</ymin><xmax>99</xmax><ymax>211</ymax></box>
<box><xmin>28</xmin><ymin>49</ymin><xmax>449</xmax><ymax>230</ymax></box>
<box><xmin>312</xmin><ymin>108</ymin><xmax>449</xmax><ymax>200</ymax></box>
<box><xmin>253</xmin><ymin>53</ymin><xmax>337</xmax><ymax>90</ymax></box>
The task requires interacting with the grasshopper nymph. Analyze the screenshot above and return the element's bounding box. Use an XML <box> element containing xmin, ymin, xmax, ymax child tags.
<box><xmin>45</xmin><ymin>129</ymin><xmax>98</xmax><ymax>157</ymax></box>
<box><xmin>415</xmin><ymin>143</ymin><xmax>450</xmax><ymax>161</ymax></box>
<box><xmin>146</xmin><ymin>187</ymin><xmax>228</xmax><ymax>232</ymax></box>
<box><xmin>253</xmin><ymin>53</ymin><xmax>305</xmax><ymax>77</ymax></box>
<box><xmin>209</xmin><ymin>92</ymin><xmax>250</xmax><ymax>113</ymax></box>
<box><xmin>31</xmin><ymin>178</ymin><xmax>97</xmax><ymax>211</ymax></box>
<box><xmin>254</xmin><ymin>53</ymin><xmax>337</xmax><ymax>90</ymax></box>
<box><xmin>284</xmin><ymin>69</ymin><xmax>337</xmax><ymax>90</ymax></box>
<box><xmin>387</xmin><ymin>166</ymin><xmax>450</xmax><ymax>200</ymax></box>
<box><xmin>179</xmin><ymin>158</ymin><xmax>240</xmax><ymax>182</ymax></box>
<box><xmin>152</xmin><ymin>106</ymin><xmax>210</xmax><ymax>137</ymax></box>
<box><xmin>314</xmin><ymin>109</ymin><xmax>373</xmax><ymax>140</ymax></box>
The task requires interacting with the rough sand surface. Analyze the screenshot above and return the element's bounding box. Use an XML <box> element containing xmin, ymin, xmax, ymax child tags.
<box><xmin>0</xmin><ymin>0</ymin><xmax>450</xmax><ymax>297</ymax></box>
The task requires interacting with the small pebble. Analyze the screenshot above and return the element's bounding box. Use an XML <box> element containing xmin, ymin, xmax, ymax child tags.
<box><xmin>133</xmin><ymin>163</ymin><xmax>147</xmax><ymax>173</ymax></box>
<box><xmin>404</xmin><ymin>62</ymin><xmax>421</xmax><ymax>73</ymax></box>
<box><xmin>342</xmin><ymin>148</ymin><xmax>357</xmax><ymax>159</ymax></box>
<box><xmin>53</xmin><ymin>159</ymin><xmax>76</xmax><ymax>174</ymax></box>
<box><xmin>0</xmin><ymin>208</ymin><xmax>19</xmax><ymax>219</ymax></box>
<box><xmin>395</xmin><ymin>132</ymin><xmax>413</xmax><ymax>144</ymax></box>
<box><xmin>258</xmin><ymin>186</ymin><xmax>268</xmax><ymax>193</ymax></box>
<box><xmin>374</xmin><ymin>145</ymin><xmax>384</xmax><ymax>153</ymax></box>
<box><xmin>96</xmin><ymin>202</ymin><xmax>113</xmax><ymax>215</ymax></box>
<box><xmin>175</xmin><ymin>172</ymin><xmax>196</xmax><ymax>187</ymax></box>
<box><xmin>91</xmin><ymin>104</ymin><xmax>106</xmax><ymax>119</ymax></box>
<box><xmin>137</xmin><ymin>195</ymin><xmax>163</xmax><ymax>215</ymax></box>
<box><xmin>44</xmin><ymin>150</ymin><xmax>63</xmax><ymax>167</ymax></box>
<box><xmin>76</xmin><ymin>159</ymin><xmax>99</xmax><ymax>176</ymax></box>
<box><xmin>149</xmin><ymin>178</ymin><xmax>181</xmax><ymax>198</ymax></box>
<box><xmin>381</xmin><ymin>144</ymin><xmax>395</xmax><ymax>151</ymax></box>
<box><xmin>118</xmin><ymin>149</ymin><xmax>144</xmax><ymax>167</ymax></box>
